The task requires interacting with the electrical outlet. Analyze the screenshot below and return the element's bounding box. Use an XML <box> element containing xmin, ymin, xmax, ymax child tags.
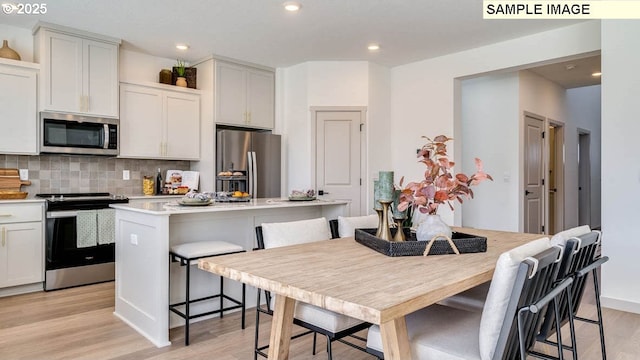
<box><xmin>19</xmin><ymin>169</ymin><xmax>28</xmax><ymax>180</ymax></box>
<box><xmin>130</xmin><ymin>234</ymin><xmax>138</xmax><ymax>245</ymax></box>
<box><xmin>123</xmin><ymin>170</ymin><xmax>130</xmax><ymax>180</ymax></box>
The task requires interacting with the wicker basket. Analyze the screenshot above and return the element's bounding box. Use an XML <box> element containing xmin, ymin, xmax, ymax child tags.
<box><xmin>355</xmin><ymin>228</ymin><xmax>487</xmax><ymax>257</ymax></box>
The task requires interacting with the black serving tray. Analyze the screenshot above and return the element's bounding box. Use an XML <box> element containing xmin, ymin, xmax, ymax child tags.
<box><xmin>354</xmin><ymin>228</ymin><xmax>487</xmax><ymax>257</ymax></box>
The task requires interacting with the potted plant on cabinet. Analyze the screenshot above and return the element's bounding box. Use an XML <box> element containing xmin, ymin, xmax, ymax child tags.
<box><xmin>174</xmin><ymin>59</ymin><xmax>187</xmax><ymax>87</ymax></box>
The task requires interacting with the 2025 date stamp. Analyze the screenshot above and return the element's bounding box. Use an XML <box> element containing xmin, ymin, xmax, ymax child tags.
<box><xmin>2</xmin><ymin>3</ymin><xmax>47</xmax><ymax>15</ymax></box>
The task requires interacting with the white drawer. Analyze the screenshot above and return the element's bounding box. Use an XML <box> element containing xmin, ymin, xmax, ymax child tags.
<box><xmin>0</xmin><ymin>203</ymin><xmax>43</xmax><ymax>223</ymax></box>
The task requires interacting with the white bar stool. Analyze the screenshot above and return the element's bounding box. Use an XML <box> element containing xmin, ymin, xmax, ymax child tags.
<box><xmin>169</xmin><ymin>241</ymin><xmax>246</xmax><ymax>346</ymax></box>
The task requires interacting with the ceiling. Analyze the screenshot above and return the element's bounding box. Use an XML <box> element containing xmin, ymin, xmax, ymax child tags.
<box><xmin>1</xmin><ymin>0</ymin><xmax>588</xmax><ymax>69</ymax></box>
<box><xmin>1</xmin><ymin>0</ymin><xmax>599</xmax><ymax>88</ymax></box>
<box><xmin>528</xmin><ymin>55</ymin><xmax>601</xmax><ymax>89</ymax></box>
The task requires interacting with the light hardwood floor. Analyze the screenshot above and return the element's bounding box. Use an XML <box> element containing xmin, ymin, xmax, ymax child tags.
<box><xmin>0</xmin><ymin>277</ymin><xmax>638</xmax><ymax>359</ymax></box>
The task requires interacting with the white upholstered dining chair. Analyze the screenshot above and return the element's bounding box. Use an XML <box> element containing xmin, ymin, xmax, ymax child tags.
<box><xmin>329</xmin><ymin>214</ymin><xmax>379</xmax><ymax>238</ymax></box>
<box><xmin>366</xmin><ymin>237</ymin><xmax>568</xmax><ymax>359</ymax></box>
<box><xmin>253</xmin><ymin>217</ymin><xmax>371</xmax><ymax>360</ymax></box>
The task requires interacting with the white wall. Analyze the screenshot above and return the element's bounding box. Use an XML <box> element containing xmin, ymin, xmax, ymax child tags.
<box><xmin>0</xmin><ymin>24</ymin><xmax>33</xmax><ymax>62</ymax></box>
<box><xmin>567</xmin><ymin>85</ymin><xmax>601</xmax><ymax>229</ymax></box>
<box><xmin>519</xmin><ymin>70</ymin><xmax>568</xmax><ymax>231</ymax></box>
<box><xmin>119</xmin><ymin>49</ymin><xmax>176</xmax><ymax>83</ymax></box>
<box><xmin>280</xmin><ymin>62</ymin><xmax>310</xmax><ymax>191</ymax></box>
<box><xmin>278</xmin><ymin>61</ymin><xmax>391</xmax><ymax>213</ymax></box>
<box><xmin>192</xmin><ymin>59</ymin><xmax>215</xmax><ymax>191</ymax></box>
<box><xmin>600</xmin><ymin>21</ymin><xmax>640</xmax><ymax>313</ymax></box>
<box><xmin>367</xmin><ymin>63</ymin><xmax>392</xmax><ymax>212</ymax></box>
<box><xmin>390</xmin><ymin>21</ymin><xmax>600</xmax><ymax>226</ymax></box>
<box><xmin>280</xmin><ymin>62</ymin><xmax>367</xmax><ymax>188</ymax></box>
<box><xmin>461</xmin><ymin>73</ymin><xmax>520</xmax><ymax>231</ymax></box>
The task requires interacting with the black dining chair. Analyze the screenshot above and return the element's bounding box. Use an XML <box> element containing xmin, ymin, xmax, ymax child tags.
<box><xmin>366</xmin><ymin>237</ymin><xmax>567</xmax><ymax>360</ymax></box>
<box><xmin>536</xmin><ymin>229</ymin><xmax>608</xmax><ymax>359</ymax></box>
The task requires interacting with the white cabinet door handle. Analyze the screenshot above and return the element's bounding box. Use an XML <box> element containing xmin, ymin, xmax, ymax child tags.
<box><xmin>1</xmin><ymin>227</ymin><xmax>5</xmax><ymax>247</ymax></box>
<box><xmin>0</xmin><ymin>214</ymin><xmax>12</xmax><ymax>217</ymax></box>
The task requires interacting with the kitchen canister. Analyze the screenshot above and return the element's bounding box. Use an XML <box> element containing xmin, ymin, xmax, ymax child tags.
<box><xmin>143</xmin><ymin>176</ymin><xmax>155</xmax><ymax>195</ymax></box>
<box><xmin>0</xmin><ymin>40</ymin><xmax>21</xmax><ymax>61</ymax></box>
<box><xmin>159</xmin><ymin>69</ymin><xmax>172</xmax><ymax>85</ymax></box>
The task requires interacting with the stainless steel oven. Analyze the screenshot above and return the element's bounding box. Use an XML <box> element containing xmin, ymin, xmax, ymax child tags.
<box><xmin>40</xmin><ymin>112</ymin><xmax>119</xmax><ymax>156</ymax></box>
<box><xmin>37</xmin><ymin>193</ymin><xmax>128</xmax><ymax>290</ymax></box>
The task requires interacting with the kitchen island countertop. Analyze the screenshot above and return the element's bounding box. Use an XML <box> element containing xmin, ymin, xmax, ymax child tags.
<box><xmin>111</xmin><ymin>198</ymin><xmax>348</xmax><ymax>215</ymax></box>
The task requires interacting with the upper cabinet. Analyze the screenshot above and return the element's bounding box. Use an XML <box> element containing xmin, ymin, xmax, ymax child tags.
<box><xmin>0</xmin><ymin>59</ymin><xmax>39</xmax><ymax>155</ymax></box>
<box><xmin>119</xmin><ymin>82</ymin><xmax>201</xmax><ymax>160</ymax></box>
<box><xmin>34</xmin><ymin>23</ymin><xmax>120</xmax><ymax>118</ymax></box>
<box><xmin>216</xmin><ymin>61</ymin><xmax>274</xmax><ymax>129</ymax></box>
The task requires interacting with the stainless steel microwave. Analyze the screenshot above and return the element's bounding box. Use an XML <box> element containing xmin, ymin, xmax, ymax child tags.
<box><xmin>40</xmin><ymin>112</ymin><xmax>119</xmax><ymax>156</ymax></box>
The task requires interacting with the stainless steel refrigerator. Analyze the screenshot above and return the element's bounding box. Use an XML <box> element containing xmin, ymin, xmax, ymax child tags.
<box><xmin>216</xmin><ymin>128</ymin><xmax>281</xmax><ymax>198</ymax></box>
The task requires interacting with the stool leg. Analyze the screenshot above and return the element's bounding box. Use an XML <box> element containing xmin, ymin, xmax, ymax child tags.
<box><xmin>185</xmin><ymin>262</ymin><xmax>191</xmax><ymax>346</ymax></box>
<box><xmin>241</xmin><ymin>283</ymin><xmax>246</xmax><ymax>329</ymax></box>
<box><xmin>220</xmin><ymin>276</ymin><xmax>224</xmax><ymax>318</ymax></box>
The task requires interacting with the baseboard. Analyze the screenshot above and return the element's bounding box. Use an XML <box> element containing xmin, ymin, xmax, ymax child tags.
<box><xmin>601</xmin><ymin>295</ymin><xmax>640</xmax><ymax>314</ymax></box>
<box><xmin>0</xmin><ymin>282</ymin><xmax>43</xmax><ymax>298</ymax></box>
<box><xmin>113</xmin><ymin>311</ymin><xmax>172</xmax><ymax>348</ymax></box>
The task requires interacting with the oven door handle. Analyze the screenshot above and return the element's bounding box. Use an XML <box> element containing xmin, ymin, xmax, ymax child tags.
<box><xmin>47</xmin><ymin>211</ymin><xmax>79</xmax><ymax>219</ymax></box>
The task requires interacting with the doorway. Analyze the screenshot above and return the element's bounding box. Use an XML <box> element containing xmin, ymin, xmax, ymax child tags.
<box><xmin>547</xmin><ymin>121</ymin><xmax>565</xmax><ymax>234</ymax></box>
<box><xmin>311</xmin><ymin>107</ymin><xmax>366</xmax><ymax>216</ymax></box>
<box><xmin>578</xmin><ymin>129</ymin><xmax>591</xmax><ymax>226</ymax></box>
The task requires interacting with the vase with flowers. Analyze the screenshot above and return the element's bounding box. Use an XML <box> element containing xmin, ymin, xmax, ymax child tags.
<box><xmin>397</xmin><ymin>135</ymin><xmax>492</xmax><ymax>241</ymax></box>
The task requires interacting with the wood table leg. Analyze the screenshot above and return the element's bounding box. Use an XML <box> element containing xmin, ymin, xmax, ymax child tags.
<box><xmin>380</xmin><ymin>316</ymin><xmax>411</xmax><ymax>360</ymax></box>
<box><xmin>267</xmin><ymin>294</ymin><xmax>296</xmax><ymax>359</ymax></box>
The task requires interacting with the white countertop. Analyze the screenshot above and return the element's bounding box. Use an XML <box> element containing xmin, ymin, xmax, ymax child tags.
<box><xmin>111</xmin><ymin>198</ymin><xmax>349</xmax><ymax>215</ymax></box>
<box><xmin>0</xmin><ymin>198</ymin><xmax>46</xmax><ymax>204</ymax></box>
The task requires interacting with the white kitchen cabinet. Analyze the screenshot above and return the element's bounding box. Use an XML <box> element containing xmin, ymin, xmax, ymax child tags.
<box><xmin>216</xmin><ymin>62</ymin><xmax>274</xmax><ymax>129</ymax></box>
<box><xmin>34</xmin><ymin>24</ymin><xmax>120</xmax><ymax>118</ymax></box>
<box><xmin>119</xmin><ymin>82</ymin><xmax>201</xmax><ymax>160</ymax></box>
<box><xmin>0</xmin><ymin>202</ymin><xmax>44</xmax><ymax>289</ymax></box>
<box><xmin>0</xmin><ymin>59</ymin><xmax>39</xmax><ymax>155</ymax></box>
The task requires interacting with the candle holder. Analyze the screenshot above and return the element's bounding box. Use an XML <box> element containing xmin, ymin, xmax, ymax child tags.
<box><xmin>392</xmin><ymin>217</ymin><xmax>406</xmax><ymax>242</ymax></box>
<box><xmin>378</xmin><ymin>200</ymin><xmax>393</xmax><ymax>241</ymax></box>
<box><xmin>375</xmin><ymin>208</ymin><xmax>383</xmax><ymax>237</ymax></box>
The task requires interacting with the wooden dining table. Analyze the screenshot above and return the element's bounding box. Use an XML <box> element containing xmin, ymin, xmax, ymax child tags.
<box><xmin>198</xmin><ymin>226</ymin><xmax>542</xmax><ymax>359</ymax></box>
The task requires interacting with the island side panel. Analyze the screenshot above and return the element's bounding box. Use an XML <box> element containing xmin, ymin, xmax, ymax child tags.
<box><xmin>114</xmin><ymin>209</ymin><xmax>171</xmax><ymax>347</ymax></box>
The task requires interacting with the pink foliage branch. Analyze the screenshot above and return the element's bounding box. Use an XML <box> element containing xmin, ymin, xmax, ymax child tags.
<box><xmin>397</xmin><ymin>135</ymin><xmax>493</xmax><ymax>216</ymax></box>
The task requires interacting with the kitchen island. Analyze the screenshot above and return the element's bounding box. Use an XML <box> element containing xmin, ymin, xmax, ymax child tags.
<box><xmin>110</xmin><ymin>198</ymin><xmax>349</xmax><ymax>347</ymax></box>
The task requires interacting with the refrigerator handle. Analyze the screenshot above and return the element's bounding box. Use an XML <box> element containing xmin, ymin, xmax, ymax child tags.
<box><xmin>247</xmin><ymin>152</ymin><xmax>253</xmax><ymax>197</ymax></box>
<box><xmin>251</xmin><ymin>151</ymin><xmax>258</xmax><ymax>198</ymax></box>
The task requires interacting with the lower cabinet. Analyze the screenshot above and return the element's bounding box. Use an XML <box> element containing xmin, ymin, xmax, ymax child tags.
<box><xmin>119</xmin><ymin>82</ymin><xmax>201</xmax><ymax>160</ymax></box>
<box><xmin>0</xmin><ymin>203</ymin><xmax>44</xmax><ymax>289</ymax></box>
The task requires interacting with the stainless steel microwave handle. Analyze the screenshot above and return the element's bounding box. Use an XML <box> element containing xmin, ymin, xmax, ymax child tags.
<box><xmin>103</xmin><ymin>124</ymin><xmax>110</xmax><ymax>149</ymax></box>
<box><xmin>47</xmin><ymin>211</ymin><xmax>78</xmax><ymax>219</ymax></box>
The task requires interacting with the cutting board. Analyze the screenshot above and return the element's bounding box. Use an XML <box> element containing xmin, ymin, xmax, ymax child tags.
<box><xmin>0</xmin><ymin>168</ymin><xmax>31</xmax><ymax>193</ymax></box>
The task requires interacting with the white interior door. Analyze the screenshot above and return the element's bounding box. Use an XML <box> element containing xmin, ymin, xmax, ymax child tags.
<box><xmin>315</xmin><ymin>110</ymin><xmax>363</xmax><ymax>216</ymax></box>
<box><xmin>524</xmin><ymin>114</ymin><xmax>544</xmax><ymax>234</ymax></box>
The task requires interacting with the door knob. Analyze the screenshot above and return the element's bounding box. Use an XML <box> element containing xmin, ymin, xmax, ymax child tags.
<box><xmin>525</xmin><ymin>190</ymin><xmax>532</xmax><ymax>196</ymax></box>
<box><xmin>318</xmin><ymin>190</ymin><xmax>329</xmax><ymax>196</ymax></box>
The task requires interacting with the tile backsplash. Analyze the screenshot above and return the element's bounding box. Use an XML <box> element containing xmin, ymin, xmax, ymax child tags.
<box><xmin>0</xmin><ymin>154</ymin><xmax>190</xmax><ymax>198</ymax></box>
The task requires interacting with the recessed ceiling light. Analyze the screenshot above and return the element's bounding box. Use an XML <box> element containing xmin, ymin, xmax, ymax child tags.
<box><xmin>283</xmin><ymin>1</ymin><xmax>301</xmax><ymax>11</ymax></box>
<box><xmin>176</xmin><ymin>44</ymin><xmax>189</xmax><ymax>50</ymax></box>
<box><xmin>368</xmin><ymin>44</ymin><xmax>380</xmax><ymax>51</ymax></box>
<box><xmin>592</xmin><ymin>72</ymin><xmax>602</xmax><ymax>77</ymax></box>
